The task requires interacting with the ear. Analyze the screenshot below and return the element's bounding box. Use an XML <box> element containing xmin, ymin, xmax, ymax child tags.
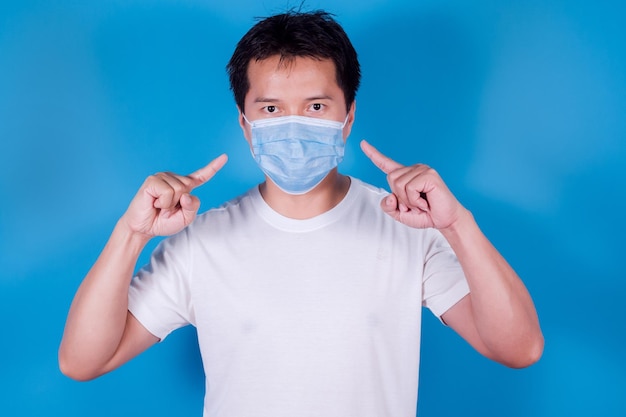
<box><xmin>342</xmin><ymin>100</ymin><xmax>357</xmax><ymax>141</ymax></box>
<box><xmin>237</xmin><ymin>106</ymin><xmax>252</xmax><ymax>144</ymax></box>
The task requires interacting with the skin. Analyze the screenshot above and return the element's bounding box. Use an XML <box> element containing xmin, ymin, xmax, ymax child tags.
<box><xmin>59</xmin><ymin>54</ymin><xmax>543</xmax><ymax>382</ymax></box>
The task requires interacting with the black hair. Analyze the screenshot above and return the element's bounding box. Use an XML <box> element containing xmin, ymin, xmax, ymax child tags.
<box><xmin>226</xmin><ymin>10</ymin><xmax>361</xmax><ymax>112</ymax></box>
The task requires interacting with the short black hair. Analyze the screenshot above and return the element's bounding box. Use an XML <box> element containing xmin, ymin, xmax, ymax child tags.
<box><xmin>227</xmin><ymin>10</ymin><xmax>361</xmax><ymax>112</ymax></box>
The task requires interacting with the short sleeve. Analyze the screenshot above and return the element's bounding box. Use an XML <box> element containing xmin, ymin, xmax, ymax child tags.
<box><xmin>421</xmin><ymin>230</ymin><xmax>470</xmax><ymax>320</ymax></box>
<box><xmin>128</xmin><ymin>231</ymin><xmax>194</xmax><ymax>341</ymax></box>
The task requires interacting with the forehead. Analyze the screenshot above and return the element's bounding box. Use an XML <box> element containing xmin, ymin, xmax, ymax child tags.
<box><xmin>245</xmin><ymin>55</ymin><xmax>342</xmax><ymax>99</ymax></box>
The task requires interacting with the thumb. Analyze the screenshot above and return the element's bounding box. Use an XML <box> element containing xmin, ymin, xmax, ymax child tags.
<box><xmin>179</xmin><ymin>193</ymin><xmax>201</xmax><ymax>221</ymax></box>
<box><xmin>381</xmin><ymin>193</ymin><xmax>399</xmax><ymax>216</ymax></box>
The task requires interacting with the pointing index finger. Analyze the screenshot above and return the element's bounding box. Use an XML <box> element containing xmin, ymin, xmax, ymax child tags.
<box><xmin>188</xmin><ymin>153</ymin><xmax>228</xmax><ymax>188</ymax></box>
<box><xmin>360</xmin><ymin>140</ymin><xmax>404</xmax><ymax>174</ymax></box>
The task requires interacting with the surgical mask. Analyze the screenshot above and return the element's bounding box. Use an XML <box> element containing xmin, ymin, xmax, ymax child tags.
<box><xmin>243</xmin><ymin>114</ymin><xmax>348</xmax><ymax>195</ymax></box>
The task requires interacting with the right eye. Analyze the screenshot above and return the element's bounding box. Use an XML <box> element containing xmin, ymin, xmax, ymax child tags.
<box><xmin>264</xmin><ymin>105</ymin><xmax>277</xmax><ymax>113</ymax></box>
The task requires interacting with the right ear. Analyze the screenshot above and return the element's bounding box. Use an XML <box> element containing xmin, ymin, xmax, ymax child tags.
<box><xmin>237</xmin><ymin>106</ymin><xmax>252</xmax><ymax>144</ymax></box>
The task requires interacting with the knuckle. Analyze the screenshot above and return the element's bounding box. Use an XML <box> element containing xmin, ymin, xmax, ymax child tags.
<box><xmin>146</xmin><ymin>173</ymin><xmax>161</xmax><ymax>183</ymax></box>
<box><xmin>386</xmin><ymin>168</ymin><xmax>400</xmax><ymax>181</ymax></box>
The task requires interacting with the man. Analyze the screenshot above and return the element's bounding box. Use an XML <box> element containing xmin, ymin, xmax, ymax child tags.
<box><xmin>59</xmin><ymin>10</ymin><xmax>543</xmax><ymax>417</ymax></box>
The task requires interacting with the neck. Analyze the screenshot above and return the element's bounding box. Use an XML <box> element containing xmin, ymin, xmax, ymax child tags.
<box><xmin>259</xmin><ymin>170</ymin><xmax>351</xmax><ymax>219</ymax></box>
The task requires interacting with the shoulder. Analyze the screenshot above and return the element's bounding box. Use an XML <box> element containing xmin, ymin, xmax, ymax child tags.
<box><xmin>350</xmin><ymin>176</ymin><xmax>387</xmax><ymax>194</ymax></box>
<box><xmin>349</xmin><ymin>176</ymin><xmax>447</xmax><ymax>240</ymax></box>
<box><xmin>183</xmin><ymin>187</ymin><xmax>259</xmax><ymax>236</ymax></box>
<box><xmin>348</xmin><ymin>176</ymin><xmax>390</xmax><ymax>204</ymax></box>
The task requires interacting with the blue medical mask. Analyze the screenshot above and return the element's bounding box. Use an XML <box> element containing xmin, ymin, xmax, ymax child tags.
<box><xmin>243</xmin><ymin>114</ymin><xmax>348</xmax><ymax>195</ymax></box>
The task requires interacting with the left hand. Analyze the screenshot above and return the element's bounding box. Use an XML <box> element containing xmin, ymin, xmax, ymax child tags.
<box><xmin>360</xmin><ymin>140</ymin><xmax>465</xmax><ymax>230</ymax></box>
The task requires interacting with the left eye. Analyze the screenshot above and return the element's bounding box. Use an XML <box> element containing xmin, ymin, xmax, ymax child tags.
<box><xmin>311</xmin><ymin>103</ymin><xmax>322</xmax><ymax>111</ymax></box>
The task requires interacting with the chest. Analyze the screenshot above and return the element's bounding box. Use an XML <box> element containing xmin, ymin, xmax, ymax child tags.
<box><xmin>189</xmin><ymin>225</ymin><xmax>424</xmax><ymax>346</ymax></box>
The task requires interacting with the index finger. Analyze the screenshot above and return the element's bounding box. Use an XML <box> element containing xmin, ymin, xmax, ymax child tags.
<box><xmin>360</xmin><ymin>140</ymin><xmax>404</xmax><ymax>174</ymax></box>
<box><xmin>188</xmin><ymin>153</ymin><xmax>228</xmax><ymax>188</ymax></box>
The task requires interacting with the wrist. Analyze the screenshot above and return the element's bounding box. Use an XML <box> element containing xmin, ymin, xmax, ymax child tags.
<box><xmin>439</xmin><ymin>208</ymin><xmax>477</xmax><ymax>242</ymax></box>
<box><xmin>113</xmin><ymin>218</ymin><xmax>152</xmax><ymax>252</ymax></box>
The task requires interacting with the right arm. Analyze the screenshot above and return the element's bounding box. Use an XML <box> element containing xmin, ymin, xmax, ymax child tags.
<box><xmin>58</xmin><ymin>221</ymin><xmax>156</xmax><ymax>381</ymax></box>
<box><xmin>58</xmin><ymin>154</ymin><xmax>228</xmax><ymax>381</ymax></box>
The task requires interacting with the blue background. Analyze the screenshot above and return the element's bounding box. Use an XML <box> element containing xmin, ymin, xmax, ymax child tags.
<box><xmin>1</xmin><ymin>0</ymin><xmax>625</xmax><ymax>416</ymax></box>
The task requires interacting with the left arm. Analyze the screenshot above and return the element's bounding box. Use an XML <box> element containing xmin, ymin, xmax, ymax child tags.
<box><xmin>438</xmin><ymin>210</ymin><xmax>543</xmax><ymax>368</ymax></box>
<box><xmin>361</xmin><ymin>140</ymin><xmax>543</xmax><ymax>368</ymax></box>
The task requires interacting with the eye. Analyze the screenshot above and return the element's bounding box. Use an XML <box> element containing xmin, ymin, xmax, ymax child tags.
<box><xmin>265</xmin><ymin>105</ymin><xmax>276</xmax><ymax>113</ymax></box>
<box><xmin>310</xmin><ymin>103</ymin><xmax>324</xmax><ymax>112</ymax></box>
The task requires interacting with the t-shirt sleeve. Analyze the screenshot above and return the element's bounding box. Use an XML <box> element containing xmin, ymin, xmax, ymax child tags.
<box><xmin>421</xmin><ymin>229</ymin><xmax>470</xmax><ymax>320</ymax></box>
<box><xmin>128</xmin><ymin>231</ymin><xmax>194</xmax><ymax>341</ymax></box>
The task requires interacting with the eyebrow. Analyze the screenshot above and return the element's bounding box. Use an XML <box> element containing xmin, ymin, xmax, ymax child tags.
<box><xmin>253</xmin><ymin>95</ymin><xmax>334</xmax><ymax>103</ymax></box>
<box><xmin>254</xmin><ymin>97</ymin><xmax>281</xmax><ymax>103</ymax></box>
<box><xmin>306</xmin><ymin>95</ymin><xmax>334</xmax><ymax>101</ymax></box>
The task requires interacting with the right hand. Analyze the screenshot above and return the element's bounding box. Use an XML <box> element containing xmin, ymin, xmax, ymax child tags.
<box><xmin>121</xmin><ymin>154</ymin><xmax>228</xmax><ymax>238</ymax></box>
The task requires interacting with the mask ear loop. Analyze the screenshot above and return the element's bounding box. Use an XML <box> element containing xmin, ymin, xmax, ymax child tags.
<box><xmin>242</xmin><ymin>113</ymin><xmax>253</xmax><ymax>127</ymax></box>
<box><xmin>241</xmin><ymin>113</ymin><xmax>256</xmax><ymax>157</ymax></box>
<box><xmin>341</xmin><ymin>113</ymin><xmax>350</xmax><ymax>128</ymax></box>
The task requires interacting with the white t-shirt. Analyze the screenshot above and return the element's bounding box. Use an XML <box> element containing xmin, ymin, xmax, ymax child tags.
<box><xmin>129</xmin><ymin>177</ymin><xmax>469</xmax><ymax>417</ymax></box>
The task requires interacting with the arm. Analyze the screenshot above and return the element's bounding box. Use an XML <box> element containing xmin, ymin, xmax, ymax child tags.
<box><xmin>360</xmin><ymin>140</ymin><xmax>543</xmax><ymax>368</ymax></box>
<box><xmin>58</xmin><ymin>154</ymin><xmax>228</xmax><ymax>381</ymax></box>
<box><xmin>58</xmin><ymin>221</ymin><xmax>157</xmax><ymax>381</ymax></box>
<box><xmin>439</xmin><ymin>210</ymin><xmax>543</xmax><ymax>368</ymax></box>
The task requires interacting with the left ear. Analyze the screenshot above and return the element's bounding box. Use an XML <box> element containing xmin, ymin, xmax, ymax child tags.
<box><xmin>342</xmin><ymin>100</ymin><xmax>356</xmax><ymax>141</ymax></box>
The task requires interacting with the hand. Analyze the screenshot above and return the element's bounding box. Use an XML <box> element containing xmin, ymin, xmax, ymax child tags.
<box><xmin>121</xmin><ymin>154</ymin><xmax>228</xmax><ymax>238</ymax></box>
<box><xmin>360</xmin><ymin>140</ymin><xmax>465</xmax><ymax>230</ymax></box>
